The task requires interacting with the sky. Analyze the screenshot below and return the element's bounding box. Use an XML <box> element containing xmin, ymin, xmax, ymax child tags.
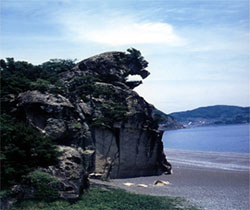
<box><xmin>0</xmin><ymin>0</ymin><xmax>249</xmax><ymax>113</ymax></box>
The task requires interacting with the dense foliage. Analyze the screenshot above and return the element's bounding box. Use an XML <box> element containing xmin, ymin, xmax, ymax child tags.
<box><xmin>122</xmin><ymin>48</ymin><xmax>148</xmax><ymax>73</ymax></box>
<box><xmin>91</xmin><ymin>101</ymin><xmax>128</xmax><ymax>128</ymax></box>
<box><xmin>23</xmin><ymin>171</ymin><xmax>60</xmax><ymax>201</ymax></box>
<box><xmin>0</xmin><ymin>58</ymin><xmax>74</xmax><ymax>187</ymax></box>
<box><xmin>68</xmin><ymin>75</ymin><xmax>100</xmax><ymax>101</ymax></box>
<box><xmin>0</xmin><ymin>58</ymin><xmax>74</xmax><ymax>97</ymax></box>
<box><xmin>0</xmin><ymin>115</ymin><xmax>61</xmax><ymax>187</ymax></box>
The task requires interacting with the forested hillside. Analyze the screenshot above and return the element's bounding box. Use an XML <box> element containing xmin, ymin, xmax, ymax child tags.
<box><xmin>170</xmin><ymin>105</ymin><xmax>250</xmax><ymax>127</ymax></box>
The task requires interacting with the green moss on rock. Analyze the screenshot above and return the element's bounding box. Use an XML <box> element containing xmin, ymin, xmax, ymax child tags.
<box><xmin>24</xmin><ymin>171</ymin><xmax>60</xmax><ymax>202</ymax></box>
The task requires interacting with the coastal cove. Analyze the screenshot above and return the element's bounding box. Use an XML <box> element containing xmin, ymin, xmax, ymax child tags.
<box><xmin>1</xmin><ymin>0</ymin><xmax>249</xmax><ymax>209</ymax></box>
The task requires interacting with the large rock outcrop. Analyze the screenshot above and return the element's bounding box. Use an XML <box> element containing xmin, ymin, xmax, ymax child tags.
<box><xmin>42</xmin><ymin>146</ymin><xmax>89</xmax><ymax>200</ymax></box>
<box><xmin>15</xmin><ymin>49</ymin><xmax>171</xmax><ymax>197</ymax></box>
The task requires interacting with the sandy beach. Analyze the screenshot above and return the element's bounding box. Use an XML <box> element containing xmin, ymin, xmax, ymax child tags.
<box><xmin>91</xmin><ymin>149</ymin><xmax>250</xmax><ymax>210</ymax></box>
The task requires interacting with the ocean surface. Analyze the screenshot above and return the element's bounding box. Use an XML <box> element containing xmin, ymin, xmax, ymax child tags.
<box><xmin>163</xmin><ymin>124</ymin><xmax>249</xmax><ymax>153</ymax></box>
<box><xmin>162</xmin><ymin>124</ymin><xmax>250</xmax><ymax>171</ymax></box>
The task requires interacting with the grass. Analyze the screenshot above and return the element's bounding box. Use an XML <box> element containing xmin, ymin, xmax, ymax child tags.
<box><xmin>10</xmin><ymin>186</ymin><xmax>199</xmax><ymax>210</ymax></box>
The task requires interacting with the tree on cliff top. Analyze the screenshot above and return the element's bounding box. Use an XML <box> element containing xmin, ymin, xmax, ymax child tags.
<box><xmin>0</xmin><ymin>58</ymin><xmax>76</xmax><ymax>96</ymax></box>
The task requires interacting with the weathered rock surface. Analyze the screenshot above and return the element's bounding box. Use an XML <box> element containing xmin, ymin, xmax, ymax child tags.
<box><xmin>18</xmin><ymin>90</ymin><xmax>73</xmax><ymax>108</ymax></box>
<box><xmin>73</xmin><ymin>51</ymin><xmax>149</xmax><ymax>83</ymax></box>
<box><xmin>60</xmin><ymin>50</ymin><xmax>171</xmax><ymax>178</ymax></box>
<box><xmin>0</xmin><ymin>147</ymin><xmax>88</xmax><ymax>209</ymax></box>
<box><xmin>42</xmin><ymin>146</ymin><xmax>88</xmax><ymax>200</ymax></box>
<box><xmin>13</xmin><ymin>49</ymin><xmax>172</xmax><ymax>201</ymax></box>
<box><xmin>92</xmin><ymin>125</ymin><xmax>168</xmax><ymax>179</ymax></box>
<box><xmin>17</xmin><ymin>90</ymin><xmax>94</xmax><ymax>149</ymax></box>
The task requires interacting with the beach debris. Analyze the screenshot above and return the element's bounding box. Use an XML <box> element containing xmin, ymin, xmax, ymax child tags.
<box><xmin>137</xmin><ymin>184</ymin><xmax>148</xmax><ymax>188</ymax></box>
<box><xmin>123</xmin><ymin>182</ymin><xmax>135</xmax><ymax>187</ymax></box>
<box><xmin>153</xmin><ymin>180</ymin><xmax>170</xmax><ymax>186</ymax></box>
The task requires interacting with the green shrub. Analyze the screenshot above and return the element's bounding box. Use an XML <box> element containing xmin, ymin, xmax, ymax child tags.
<box><xmin>0</xmin><ymin>58</ymin><xmax>75</xmax><ymax>97</ymax></box>
<box><xmin>118</xmin><ymin>48</ymin><xmax>148</xmax><ymax>74</ymax></box>
<box><xmin>92</xmin><ymin>85</ymin><xmax>127</xmax><ymax>102</ymax></box>
<box><xmin>24</xmin><ymin>171</ymin><xmax>60</xmax><ymax>202</ymax></box>
<box><xmin>0</xmin><ymin>114</ymin><xmax>61</xmax><ymax>188</ymax></box>
<box><xmin>0</xmin><ymin>190</ymin><xmax>9</xmax><ymax>199</ymax></box>
<box><xmin>40</xmin><ymin>59</ymin><xmax>76</xmax><ymax>74</ymax></box>
<box><xmin>72</xmin><ymin>123</ymin><xmax>82</xmax><ymax>129</ymax></box>
<box><xmin>69</xmin><ymin>75</ymin><xmax>100</xmax><ymax>100</ymax></box>
<box><xmin>91</xmin><ymin>101</ymin><xmax>128</xmax><ymax>128</ymax></box>
<box><xmin>30</xmin><ymin>79</ymin><xmax>50</xmax><ymax>93</ymax></box>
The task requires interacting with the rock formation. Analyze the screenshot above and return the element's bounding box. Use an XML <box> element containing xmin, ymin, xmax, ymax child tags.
<box><xmin>6</xmin><ymin>49</ymin><xmax>171</xmax><ymax>202</ymax></box>
<box><xmin>1</xmin><ymin>146</ymin><xmax>88</xmax><ymax>208</ymax></box>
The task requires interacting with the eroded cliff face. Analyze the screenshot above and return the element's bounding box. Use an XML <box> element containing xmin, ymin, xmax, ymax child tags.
<box><xmin>16</xmin><ymin>49</ymin><xmax>171</xmax><ymax>195</ymax></box>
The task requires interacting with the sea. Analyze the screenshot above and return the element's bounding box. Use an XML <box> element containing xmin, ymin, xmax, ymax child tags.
<box><xmin>162</xmin><ymin>124</ymin><xmax>250</xmax><ymax>172</ymax></box>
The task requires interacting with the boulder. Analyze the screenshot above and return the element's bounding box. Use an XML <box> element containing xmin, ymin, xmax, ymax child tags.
<box><xmin>42</xmin><ymin>146</ymin><xmax>88</xmax><ymax>200</ymax></box>
<box><xmin>17</xmin><ymin>91</ymin><xmax>93</xmax><ymax>148</ymax></box>
<box><xmin>18</xmin><ymin>90</ymin><xmax>73</xmax><ymax>108</ymax></box>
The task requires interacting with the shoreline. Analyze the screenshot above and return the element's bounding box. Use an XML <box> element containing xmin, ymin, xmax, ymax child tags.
<box><xmin>164</xmin><ymin>148</ymin><xmax>250</xmax><ymax>172</ymax></box>
<box><xmin>174</xmin><ymin>123</ymin><xmax>250</xmax><ymax>130</ymax></box>
<box><xmin>91</xmin><ymin>149</ymin><xmax>250</xmax><ymax>210</ymax></box>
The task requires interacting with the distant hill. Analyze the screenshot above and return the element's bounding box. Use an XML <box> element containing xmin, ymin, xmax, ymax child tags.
<box><xmin>153</xmin><ymin>109</ymin><xmax>184</xmax><ymax>130</ymax></box>
<box><xmin>170</xmin><ymin>105</ymin><xmax>250</xmax><ymax>127</ymax></box>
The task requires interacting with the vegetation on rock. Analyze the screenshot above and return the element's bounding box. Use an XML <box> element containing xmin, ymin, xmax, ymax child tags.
<box><xmin>0</xmin><ymin>58</ymin><xmax>73</xmax><ymax>97</ymax></box>
<box><xmin>68</xmin><ymin>75</ymin><xmax>100</xmax><ymax>101</ymax></box>
<box><xmin>23</xmin><ymin>171</ymin><xmax>60</xmax><ymax>202</ymax></box>
<box><xmin>0</xmin><ymin>49</ymin><xmax>173</xmax><ymax>205</ymax></box>
<box><xmin>91</xmin><ymin>101</ymin><xmax>128</xmax><ymax>128</ymax></box>
<box><xmin>0</xmin><ymin>114</ymin><xmax>61</xmax><ymax>188</ymax></box>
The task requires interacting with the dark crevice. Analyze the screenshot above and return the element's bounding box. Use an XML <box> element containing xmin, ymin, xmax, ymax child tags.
<box><xmin>114</xmin><ymin>128</ymin><xmax>120</xmax><ymax>153</ymax></box>
<box><xmin>113</xmin><ymin>128</ymin><xmax>120</xmax><ymax>176</ymax></box>
<box><xmin>136</xmin><ymin>129</ymin><xmax>143</xmax><ymax>155</ymax></box>
<box><xmin>134</xmin><ymin>129</ymin><xmax>143</xmax><ymax>169</ymax></box>
<box><xmin>90</xmin><ymin>127</ymin><xmax>96</xmax><ymax>145</ymax></box>
<box><xmin>104</xmin><ymin>131</ymin><xmax>114</xmax><ymax>160</ymax></box>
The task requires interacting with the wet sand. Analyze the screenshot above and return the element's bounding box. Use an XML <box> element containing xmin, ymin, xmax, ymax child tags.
<box><xmin>91</xmin><ymin>150</ymin><xmax>250</xmax><ymax>210</ymax></box>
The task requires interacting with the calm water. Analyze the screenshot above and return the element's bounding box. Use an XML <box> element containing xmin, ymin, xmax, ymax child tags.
<box><xmin>163</xmin><ymin>124</ymin><xmax>250</xmax><ymax>153</ymax></box>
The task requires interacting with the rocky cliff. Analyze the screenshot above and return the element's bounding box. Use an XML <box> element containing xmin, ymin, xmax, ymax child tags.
<box><xmin>1</xmin><ymin>49</ymin><xmax>171</xmax><ymax>203</ymax></box>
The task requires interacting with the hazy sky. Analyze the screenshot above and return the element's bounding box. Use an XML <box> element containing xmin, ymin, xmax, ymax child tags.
<box><xmin>0</xmin><ymin>0</ymin><xmax>249</xmax><ymax>113</ymax></box>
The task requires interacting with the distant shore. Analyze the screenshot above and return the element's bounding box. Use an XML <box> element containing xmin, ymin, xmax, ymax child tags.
<box><xmin>93</xmin><ymin>149</ymin><xmax>250</xmax><ymax>210</ymax></box>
